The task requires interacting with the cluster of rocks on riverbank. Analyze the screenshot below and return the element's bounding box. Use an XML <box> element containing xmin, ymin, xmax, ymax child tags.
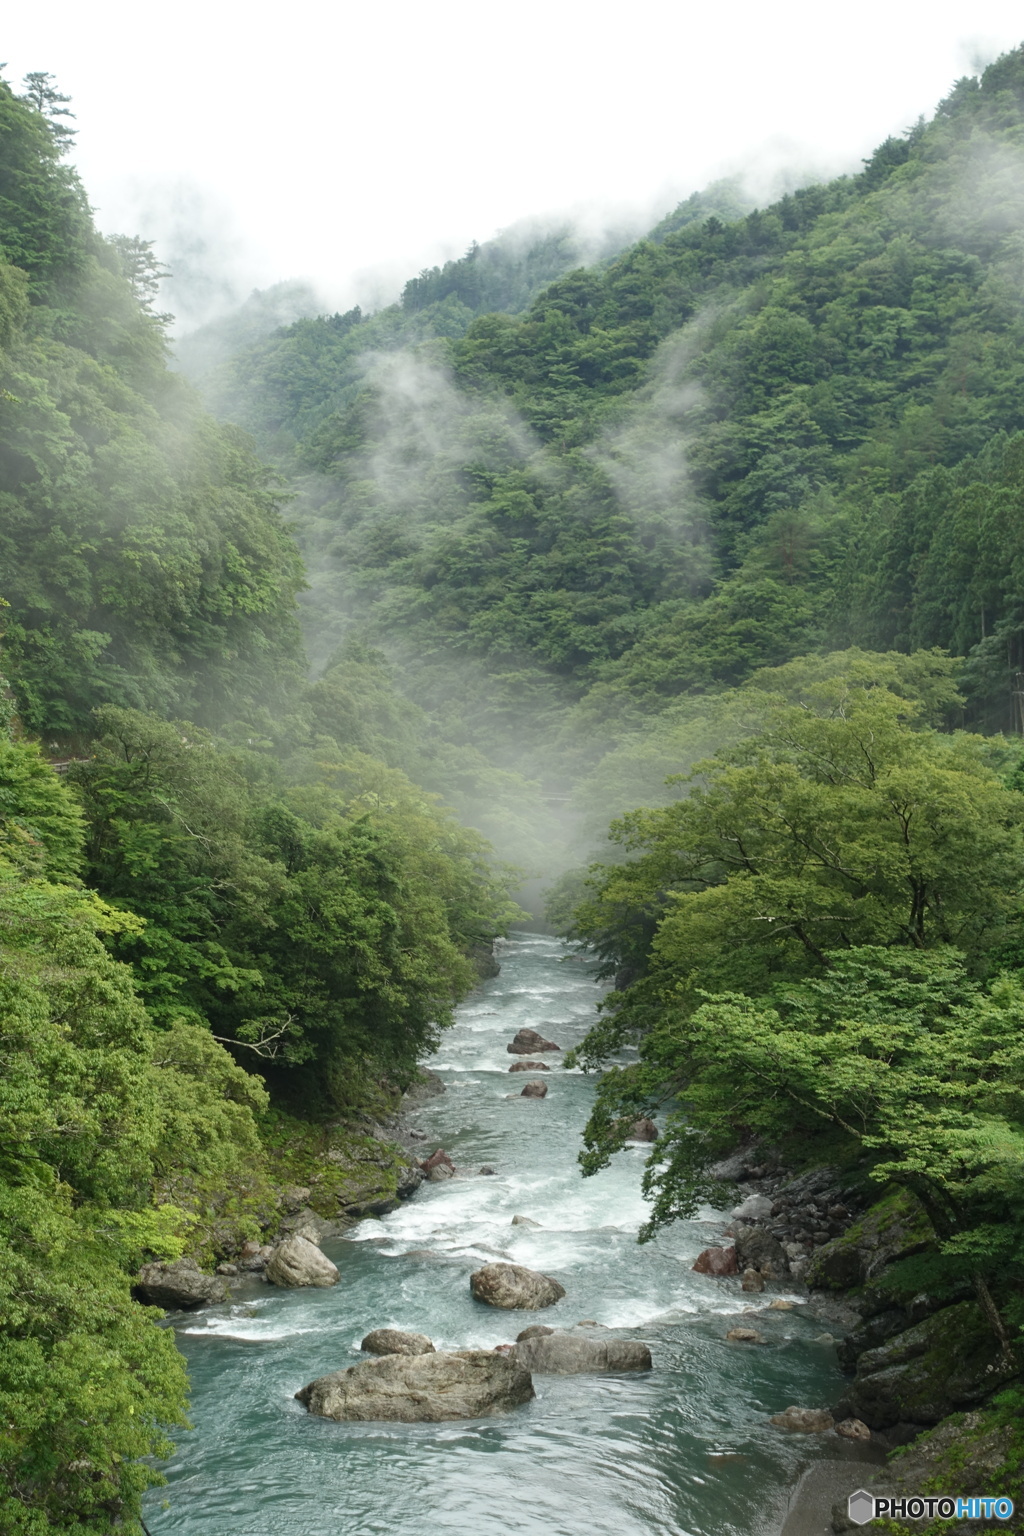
<box><xmin>686</xmin><ymin>1146</ymin><xmax>1022</xmax><ymax>1533</ymax></box>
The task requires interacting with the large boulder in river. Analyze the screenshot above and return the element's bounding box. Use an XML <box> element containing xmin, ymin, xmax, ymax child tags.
<box><xmin>509</xmin><ymin>1060</ymin><xmax>550</xmax><ymax>1072</ymax></box>
<box><xmin>770</xmin><ymin>1406</ymin><xmax>834</xmax><ymax>1432</ymax></box>
<box><xmin>520</xmin><ymin>1079</ymin><xmax>548</xmax><ymax>1098</ymax></box>
<box><xmin>512</xmin><ymin>1332</ymin><xmax>652</xmax><ymax>1374</ymax></box>
<box><xmin>296</xmin><ymin>1350</ymin><xmax>534</xmax><ymax>1422</ymax></box>
<box><xmin>470</xmin><ymin>1261</ymin><xmax>566</xmax><ymax>1309</ymax></box>
<box><xmin>626</xmin><ymin>1117</ymin><xmax>658</xmax><ymax>1142</ymax></box>
<box><xmin>420</xmin><ymin>1148</ymin><xmax>456</xmax><ymax>1180</ymax></box>
<box><xmin>133</xmin><ymin>1257</ymin><xmax>227</xmax><ymax>1310</ymax></box>
<box><xmin>507</xmin><ymin>1028</ymin><xmax>560</xmax><ymax>1055</ymax></box>
<box><xmin>692</xmin><ymin>1245</ymin><xmax>738</xmax><ymax>1276</ymax></box>
<box><xmin>361</xmin><ymin>1328</ymin><xmax>435</xmax><ymax>1356</ymax></box>
<box><xmin>265</xmin><ymin>1235</ymin><xmax>340</xmax><ymax>1288</ymax></box>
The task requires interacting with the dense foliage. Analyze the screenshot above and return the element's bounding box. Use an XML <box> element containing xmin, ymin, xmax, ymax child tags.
<box><xmin>0</xmin><ymin>734</ymin><xmax>272</xmax><ymax>1533</ymax></box>
<box><xmin>559</xmin><ymin>658</ymin><xmax>1024</xmax><ymax>1371</ymax></box>
<box><xmin>69</xmin><ymin>703</ymin><xmax>519</xmax><ymax>1100</ymax></box>
<box><xmin>0</xmin><ymin>71</ymin><xmax>522</xmax><ymax>1531</ymax></box>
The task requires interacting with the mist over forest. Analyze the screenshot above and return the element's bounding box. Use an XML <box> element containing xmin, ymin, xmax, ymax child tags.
<box><xmin>7</xmin><ymin>43</ymin><xmax>1024</xmax><ymax>1535</ymax></box>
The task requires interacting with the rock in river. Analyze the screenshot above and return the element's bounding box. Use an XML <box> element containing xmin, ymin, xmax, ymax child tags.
<box><xmin>512</xmin><ymin>1332</ymin><xmax>652</xmax><ymax>1374</ymax></box>
<box><xmin>470</xmin><ymin>1261</ymin><xmax>566</xmax><ymax>1309</ymax></box>
<box><xmin>692</xmin><ymin>1245</ymin><xmax>738</xmax><ymax>1276</ymax></box>
<box><xmin>769</xmin><ymin>1406</ymin><xmax>835</xmax><ymax>1432</ymax></box>
<box><xmin>520</xmin><ymin>1079</ymin><xmax>548</xmax><ymax>1098</ymax></box>
<box><xmin>420</xmin><ymin>1148</ymin><xmax>456</xmax><ymax>1180</ymax></box>
<box><xmin>296</xmin><ymin>1350</ymin><xmax>535</xmax><ymax>1422</ymax></box>
<box><xmin>133</xmin><ymin>1257</ymin><xmax>227</xmax><ymax>1310</ymax></box>
<box><xmin>507</xmin><ymin>1028</ymin><xmax>561</xmax><ymax>1055</ymax></box>
<box><xmin>265</xmin><ymin>1235</ymin><xmax>340</xmax><ymax>1288</ymax></box>
<box><xmin>734</xmin><ymin>1224</ymin><xmax>789</xmax><ymax>1278</ymax></box>
<box><xmin>835</xmin><ymin>1417</ymin><xmax>871</xmax><ymax>1441</ymax></box>
<box><xmin>361</xmin><ymin>1328</ymin><xmax>435</xmax><ymax>1356</ymax></box>
<box><xmin>508</xmin><ymin>1060</ymin><xmax>550</xmax><ymax>1072</ymax></box>
<box><xmin>627</xmin><ymin>1117</ymin><xmax>658</xmax><ymax>1141</ymax></box>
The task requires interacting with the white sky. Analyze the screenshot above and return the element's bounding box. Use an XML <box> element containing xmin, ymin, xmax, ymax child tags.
<box><xmin>5</xmin><ymin>1</ymin><xmax>1024</xmax><ymax>325</ymax></box>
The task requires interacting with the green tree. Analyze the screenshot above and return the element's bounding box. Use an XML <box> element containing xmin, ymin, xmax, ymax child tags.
<box><xmin>582</xmin><ymin>948</ymin><xmax>1024</xmax><ymax>1351</ymax></box>
<box><xmin>108</xmin><ymin>234</ymin><xmax>169</xmax><ymax>313</ymax></box>
<box><xmin>19</xmin><ymin>72</ymin><xmax>75</xmax><ymax>149</ymax></box>
<box><xmin>567</xmin><ymin>664</ymin><xmax>1024</xmax><ymax>1060</ymax></box>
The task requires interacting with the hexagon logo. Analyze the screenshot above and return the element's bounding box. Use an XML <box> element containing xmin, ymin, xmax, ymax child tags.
<box><xmin>847</xmin><ymin>1489</ymin><xmax>876</xmax><ymax>1525</ymax></box>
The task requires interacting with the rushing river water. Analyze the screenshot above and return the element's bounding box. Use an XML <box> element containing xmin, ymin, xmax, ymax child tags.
<box><xmin>145</xmin><ymin>934</ymin><xmax>855</xmax><ymax>1536</ymax></box>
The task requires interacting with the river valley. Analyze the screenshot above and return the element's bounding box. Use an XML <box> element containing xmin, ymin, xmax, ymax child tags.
<box><xmin>144</xmin><ymin>934</ymin><xmax>858</xmax><ymax>1536</ymax></box>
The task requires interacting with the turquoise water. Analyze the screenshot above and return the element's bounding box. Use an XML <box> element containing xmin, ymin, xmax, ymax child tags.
<box><xmin>144</xmin><ymin>935</ymin><xmax>851</xmax><ymax>1536</ymax></box>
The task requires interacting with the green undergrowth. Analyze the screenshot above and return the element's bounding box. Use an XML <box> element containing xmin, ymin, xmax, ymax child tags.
<box><xmin>258</xmin><ymin>1108</ymin><xmax>412</xmax><ymax>1221</ymax></box>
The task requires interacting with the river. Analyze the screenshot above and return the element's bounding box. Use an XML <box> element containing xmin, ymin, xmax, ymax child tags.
<box><xmin>144</xmin><ymin>933</ymin><xmax>853</xmax><ymax>1536</ymax></box>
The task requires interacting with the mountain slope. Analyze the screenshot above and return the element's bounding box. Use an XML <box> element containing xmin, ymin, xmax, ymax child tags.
<box><xmin>195</xmin><ymin>47</ymin><xmax>1024</xmax><ymax>794</ymax></box>
<box><xmin>0</xmin><ymin>78</ymin><xmax>305</xmax><ymax>736</ymax></box>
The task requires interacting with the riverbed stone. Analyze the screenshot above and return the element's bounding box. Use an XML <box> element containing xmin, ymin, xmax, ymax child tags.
<box><xmin>726</xmin><ymin>1328</ymin><xmax>767</xmax><ymax>1344</ymax></box>
<box><xmin>265</xmin><ymin>1235</ymin><xmax>340</xmax><ymax>1288</ymax></box>
<box><xmin>741</xmin><ymin>1267</ymin><xmax>765</xmax><ymax>1293</ymax></box>
<box><xmin>516</xmin><ymin>1324</ymin><xmax>555</xmax><ymax>1341</ymax></box>
<box><xmin>627</xmin><ymin>1117</ymin><xmax>658</xmax><ymax>1141</ymax></box>
<box><xmin>734</xmin><ymin>1225</ymin><xmax>788</xmax><ymax>1277</ymax></box>
<box><xmin>133</xmin><ymin>1257</ymin><xmax>228</xmax><ymax>1310</ymax></box>
<box><xmin>420</xmin><ymin>1148</ymin><xmax>456</xmax><ymax>1177</ymax></box>
<box><xmin>507</xmin><ymin>1028</ymin><xmax>561</xmax><ymax>1054</ymax></box>
<box><xmin>361</xmin><ymin>1328</ymin><xmax>435</xmax><ymax>1356</ymax></box>
<box><xmin>692</xmin><ymin>1245</ymin><xmax>738</xmax><ymax>1276</ymax></box>
<box><xmin>512</xmin><ymin>1332</ymin><xmax>652</xmax><ymax>1374</ymax></box>
<box><xmin>731</xmin><ymin>1194</ymin><xmax>774</xmax><ymax>1221</ymax></box>
<box><xmin>470</xmin><ymin>1261</ymin><xmax>566</xmax><ymax>1309</ymax></box>
<box><xmin>770</xmin><ymin>1406</ymin><xmax>835</xmax><ymax>1432</ymax></box>
<box><xmin>511</xmin><ymin>1215</ymin><xmax>541</xmax><ymax>1227</ymax></box>
<box><xmin>835</xmin><ymin>1417</ymin><xmax>871</xmax><ymax>1441</ymax></box>
<box><xmin>520</xmin><ymin>1080</ymin><xmax>548</xmax><ymax>1098</ymax></box>
<box><xmin>509</xmin><ymin>1060</ymin><xmax>550</xmax><ymax>1071</ymax></box>
<box><xmin>296</xmin><ymin>1350</ymin><xmax>535</xmax><ymax>1422</ymax></box>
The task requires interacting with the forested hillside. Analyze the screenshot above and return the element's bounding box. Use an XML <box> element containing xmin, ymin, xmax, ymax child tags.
<box><xmin>0</xmin><ymin>73</ymin><xmax>519</xmax><ymax>1533</ymax></box>
<box><xmin>192</xmin><ymin>46</ymin><xmax>1024</xmax><ymax>826</ymax></box>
